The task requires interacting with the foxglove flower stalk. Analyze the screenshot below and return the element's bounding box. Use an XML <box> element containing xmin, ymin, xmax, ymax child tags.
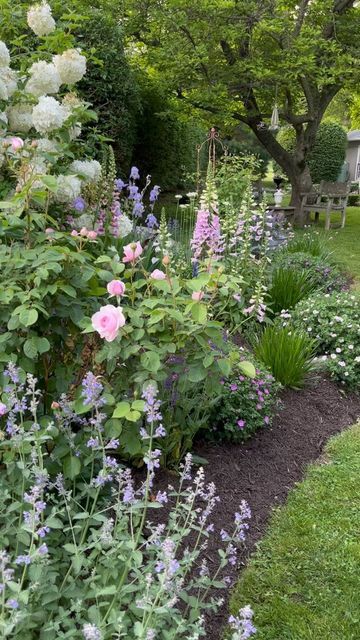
<box><xmin>191</xmin><ymin>209</ymin><xmax>223</xmax><ymax>262</ymax></box>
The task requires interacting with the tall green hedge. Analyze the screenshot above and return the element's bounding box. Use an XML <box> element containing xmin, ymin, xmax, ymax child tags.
<box><xmin>132</xmin><ymin>82</ymin><xmax>206</xmax><ymax>190</ymax></box>
<box><xmin>276</xmin><ymin>122</ymin><xmax>347</xmax><ymax>183</ymax></box>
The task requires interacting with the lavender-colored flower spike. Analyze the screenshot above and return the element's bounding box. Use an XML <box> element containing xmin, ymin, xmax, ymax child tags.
<box><xmin>229</xmin><ymin>605</ymin><xmax>256</xmax><ymax>639</ymax></box>
<box><xmin>82</xmin><ymin>623</ymin><xmax>102</xmax><ymax>640</ymax></box>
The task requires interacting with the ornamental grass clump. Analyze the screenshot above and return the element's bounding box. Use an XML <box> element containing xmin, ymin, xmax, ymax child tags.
<box><xmin>268</xmin><ymin>266</ymin><xmax>319</xmax><ymax>315</ymax></box>
<box><xmin>0</xmin><ymin>366</ymin><xmax>255</xmax><ymax>639</ymax></box>
<box><xmin>253</xmin><ymin>324</ymin><xmax>318</xmax><ymax>388</ymax></box>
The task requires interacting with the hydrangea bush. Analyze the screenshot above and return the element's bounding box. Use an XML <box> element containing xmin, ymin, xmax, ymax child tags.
<box><xmin>0</xmin><ymin>366</ymin><xmax>256</xmax><ymax>639</ymax></box>
<box><xmin>289</xmin><ymin>291</ymin><xmax>360</xmax><ymax>388</ymax></box>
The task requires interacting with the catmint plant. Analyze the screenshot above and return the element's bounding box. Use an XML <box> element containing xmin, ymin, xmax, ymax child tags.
<box><xmin>0</xmin><ymin>368</ymin><xmax>255</xmax><ymax>639</ymax></box>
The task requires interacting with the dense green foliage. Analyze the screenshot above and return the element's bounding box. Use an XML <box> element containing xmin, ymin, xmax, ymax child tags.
<box><xmin>276</xmin><ymin>122</ymin><xmax>347</xmax><ymax>184</ymax></box>
<box><xmin>291</xmin><ymin>290</ymin><xmax>360</xmax><ymax>387</ymax></box>
<box><xmin>253</xmin><ymin>325</ymin><xmax>318</xmax><ymax>388</ymax></box>
<box><xmin>230</xmin><ymin>423</ymin><xmax>360</xmax><ymax>639</ymax></box>
<box><xmin>268</xmin><ymin>267</ymin><xmax>319</xmax><ymax>314</ymax></box>
<box><xmin>209</xmin><ymin>351</ymin><xmax>280</xmax><ymax>443</ymax></box>
<box><xmin>272</xmin><ymin>251</ymin><xmax>347</xmax><ymax>293</ymax></box>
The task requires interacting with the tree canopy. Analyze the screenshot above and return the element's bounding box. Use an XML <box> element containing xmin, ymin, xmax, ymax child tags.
<box><xmin>126</xmin><ymin>0</ymin><xmax>360</xmax><ymax>221</ymax></box>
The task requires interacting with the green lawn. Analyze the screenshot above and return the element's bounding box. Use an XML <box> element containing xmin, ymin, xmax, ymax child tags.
<box><xmin>229</xmin><ymin>423</ymin><xmax>360</xmax><ymax>639</ymax></box>
<box><xmin>295</xmin><ymin>206</ymin><xmax>360</xmax><ymax>289</ymax></box>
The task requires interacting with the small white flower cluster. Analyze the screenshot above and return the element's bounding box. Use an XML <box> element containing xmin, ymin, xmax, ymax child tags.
<box><xmin>27</xmin><ymin>1</ymin><xmax>56</xmax><ymax>37</ymax></box>
<box><xmin>0</xmin><ymin>57</ymin><xmax>17</xmax><ymax>101</ymax></box>
<box><xmin>0</xmin><ymin>41</ymin><xmax>10</xmax><ymax>67</ymax></box>
<box><xmin>70</xmin><ymin>160</ymin><xmax>102</xmax><ymax>183</ymax></box>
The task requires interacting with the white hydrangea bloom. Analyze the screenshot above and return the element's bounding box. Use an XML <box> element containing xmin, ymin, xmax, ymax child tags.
<box><xmin>0</xmin><ymin>41</ymin><xmax>10</xmax><ymax>67</ymax></box>
<box><xmin>36</xmin><ymin>137</ymin><xmax>58</xmax><ymax>154</ymax></box>
<box><xmin>32</xmin><ymin>96</ymin><xmax>68</xmax><ymax>134</ymax></box>
<box><xmin>26</xmin><ymin>61</ymin><xmax>61</xmax><ymax>97</ymax></box>
<box><xmin>70</xmin><ymin>159</ymin><xmax>101</xmax><ymax>183</ymax></box>
<box><xmin>7</xmin><ymin>103</ymin><xmax>33</xmax><ymax>133</ymax></box>
<box><xmin>118</xmin><ymin>214</ymin><xmax>133</xmax><ymax>237</ymax></box>
<box><xmin>53</xmin><ymin>49</ymin><xmax>86</xmax><ymax>85</ymax></box>
<box><xmin>27</xmin><ymin>1</ymin><xmax>56</xmax><ymax>37</ymax></box>
<box><xmin>0</xmin><ymin>67</ymin><xmax>18</xmax><ymax>100</ymax></box>
<box><xmin>55</xmin><ymin>174</ymin><xmax>82</xmax><ymax>203</ymax></box>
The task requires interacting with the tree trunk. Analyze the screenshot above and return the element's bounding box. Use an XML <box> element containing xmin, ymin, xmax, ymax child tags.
<box><xmin>289</xmin><ymin>165</ymin><xmax>313</xmax><ymax>226</ymax></box>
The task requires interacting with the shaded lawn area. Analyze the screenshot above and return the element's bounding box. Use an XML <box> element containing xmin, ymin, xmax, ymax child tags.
<box><xmin>229</xmin><ymin>422</ymin><xmax>360</xmax><ymax>640</ymax></box>
<box><xmin>295</xmin><ymin>206</ymin><xmax>360</xmax><ymax>289</ymax></box>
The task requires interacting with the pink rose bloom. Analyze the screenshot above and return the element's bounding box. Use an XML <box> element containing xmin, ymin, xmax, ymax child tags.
<box><xmin>123</xmin><ymin>241</ymin><xmax>143</xmax><ymax>264</ymax></box>
<box><xmin>45</xmin><ymin>227</ymin><xmax>55</xmax><ymax>234</ymax></box>
<box><xmin>71</xmin><ymin>230</ymin><xmax>79</xmax><ymax>237</ymax></box>
<box><xmin>151</xmin><ymin>269</ymin><xmax>166</xmax><ymax>280</ymax></box>
<box><xmin>92</xmin><ymin>305</ymin><xmax>126</xmax><ymax>342</ymax></box>
<box><xmin>87</xmin><ymin>230</ymin><xmax>97</xmax><ymax>240</ymax></box>
<box><xmin>192</xmin><ymin>291</ymin><xmax>204</xmax><ymax>302</ymax></box>
<box><xmin>80</xmin><ymin>227</ymin><xmax>88</xmax><ymax>237</ymax></box>
<box><xmin>107</xmin><ymin>280</ymin><xmax>126</xmax><ymax>296</ymax></box>
<box><xmin>0</xmin><ymin>402</ymin><xmax>7</xmax><ymax>416</ymax></box>
<box><xmin>10</xmin><ymin>137</ymin><xmax>24</xmax><ymax>151</ymax></box>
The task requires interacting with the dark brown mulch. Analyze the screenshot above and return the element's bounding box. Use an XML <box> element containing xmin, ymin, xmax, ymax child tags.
<box><xmin>184</xmin><ymin>377</ymin><xmax>360</xmax><ymax>639</ymax></box>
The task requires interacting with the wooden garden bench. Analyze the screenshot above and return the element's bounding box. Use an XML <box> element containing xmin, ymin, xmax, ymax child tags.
<box><xmin>300</xmin><ymin>181</ymin><xmax>350</xmax><ymax>230</ymax></box>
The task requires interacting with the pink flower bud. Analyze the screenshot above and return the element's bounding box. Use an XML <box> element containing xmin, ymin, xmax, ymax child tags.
<box><xmin>10</xmin><ymin>137</ymin><xmax>24</xmax><ymax>152</ymax></box>
<box><xmin>71</xmin><ymin>230</ymin><xmax>79</xmax><ymax>237</ymax></box>
<box><xmin>51</xmin><ymin>401</ymin><xmax>60</xmax><ymax>410</ymax></box>
<box><xmin>107</xmin><ymin>280</ymin><xmax>126</xmax><ymax>296</ymax></box>
<box><xmin>80</xmin><ymin>227</ymin><xmax>88</xmax><ymax>237</ymax></box>
<box><xmin>45</xmin><ymin>228</ymin><xmax>55</xmax><ymax>234</ymax></box>
<box><xmin>192</xmin><ymin>291</ymin><xmax>204</xmax><ymax>302</ymax></box>
<box><xmin>87</xmin><ymin>230</ymin><xmax>97</xmax><ymax>240</ymax></box>
<box><xmin>151</xmin><ymin>269</ymin><xmax>166</xmax><ymax>281</ymax></box>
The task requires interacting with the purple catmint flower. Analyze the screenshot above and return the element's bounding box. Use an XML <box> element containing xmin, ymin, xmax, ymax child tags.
<box><xmin>4</xmin><ymin>363</ymin><xmax>20</xmax><ymax>384</ymax></box>
<box><xmin>130</xmin><ymin>166</ymin><xmax>140</xmax><ymax>181</ymax></box>
<box><xmin>82</xmin><ymin>623</ymin><xmax>101</xmax><ymax>640</ymax></box>
<box><xmin>105</xmin><ymin>438</ymin><xmax>119</xmax><ymax>449</ymax></box>
<box><xmin>122</xmin><ymin>469</ymin><xmax>135</xmax><ymax>504</ymax></box>
<box><xmin>6</xmin><ymin>599</ymin><xmax>19</xmax><ymax>609</ymax></box>
<box><xmin>144</xmin><ymin>449</ymin><xmax>161</xmax><ymax>472</ymax></box>
<box><xmin>81</xmin><ymin>372</ymin><xmax>104</xmax><ymax>407</ymax></box>
<box><xmin>0</xmin><ymin>402</ymin><xmax>7</xmax><ymax>416</ymax></box>
<box><xmin>37</xmin><ymin>525</ymin><xmax>50</xmax><ymax>538</ymax></box>
<box><xmin>229</xmin><ymin>606</ymin><xmax>256</xmax><ymax>639</ymax></box>
<box><xmin>15</xmin><ymin>555</ymin><xmax>31</xmax><ymax>565</ymax></box>
<box><xmin>38</xmin><ymin>543</ymin><xmax>48</xmax><ymax>555</ymax></box>
<box><xmin>154</xmin><ymin>425</ymin><xmax>166</xmax><ymax>438</ymax></box>
<box><xmin>155</xmin><ymin>491</ymin><xmax>168</xmax><ymax>504</ymax></box>
<box><xmin>142</xmin><ymin>384</ymin><xmax>163</xmax><ymax>425</ymax></box>
<box><xmin>72</xmin><ymin>196</ymin><xmax>86</xmax><ymax>212</ymax></box>
<box><xmin>87</xmin><ymin>437</ymin><xmax>99</xmax><ymax>449</ymax></box>
<box><xmin>237</xmin><ymin>420</ymin><xmax>245</xmax><ymax>429</ymax></box>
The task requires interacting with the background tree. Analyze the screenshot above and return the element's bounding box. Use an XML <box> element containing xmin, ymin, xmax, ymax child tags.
<box><xmin>125</xmin><ymin>0</ymin><xmax>360</xmax><ymax>223</ymax></box>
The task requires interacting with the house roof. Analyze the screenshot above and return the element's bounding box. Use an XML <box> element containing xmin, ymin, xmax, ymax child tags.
<box><xmin>347</xmin><ymin>130</ymin><xmax>360</xmax><ymax>142</ymax></box>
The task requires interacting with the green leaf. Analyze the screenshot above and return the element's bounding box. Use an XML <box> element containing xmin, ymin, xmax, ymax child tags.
<box><xmin>131</xmin><ymin>400</ymin><xmax>145</xmax><ymax>411</ymax></box>
<box><xmin>188</xmin><ymin>365</ymin><xmax>207</xmax><ymax>382</ymax></box>
<box><xmin>147</xmin><ymin>309</ymin><xmax>166</xmax><ymax>326</ymax></box>
<box><xmin>19</xmin><ymin>308</ymin><xmax>38</xmax><ymax>327</ymax></box>
<box><xmin>23</xmin><ymin>338</ymin><xmax>38</xmax><ymax>360</ymax></box>
<box><xmin>63</xmin><ymin>455</ymin><xmax>81</xmax><ymax>480</ymax></box>
<box><xmin>112</xmin><ymin>401</ymin><xmax>131</xmax><ymax>418</ymax></box>
<box><xmin>239</xmin><ymin>360</ymin><xmax>256</xmax><ymax>378</ymax></box>
<box><xmin>41</xmin><ymin>175</ymin><xmax>58</xmax><ymax>192</ymax></box>
<box><xmin>191</xmin><ymin>302</ymin><xmax>207</xmax><ymax>324</ymax></box>
<box><xmin>140</xmin><ymin>351</ymin><xmax>161</xmax><ymax>372</ymax></box>
<box><xmin>126</xmin><ymin>410</ymin><xmax>141</xmax><ymax>422</ymax></box>
<box><xmin>218</xmin><ymin>358</ymin><xmax>231</xmax><ymax>377</ymax></box>
<box><xmin>104</xmin><ymin>418</ymin><xmax>122</xmax><ymax>438</ymax></box>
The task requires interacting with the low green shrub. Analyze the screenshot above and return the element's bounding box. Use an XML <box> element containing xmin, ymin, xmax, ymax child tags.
<box><xmin>290</xmin><ymin>290</ymin><xmax>360</xmax><ymax>387</ymax></box>
<box><xmin>268</xmin><ymin>267</ymin><xmax>319</xmax><ymax>314</ymax></box>
<box><xmin>272</xmin><ymin>251</ymin><xmax>347</xmax><ymax>293</ymax></box>
<box><xmin>253</xmin><ymin>325</ymin><xmax>318</xmax><ymax>388</ymax></box>
<box><xmin>209</xmin><ymin>350</ymin><xmax>280</xmax><ymax>443</ymax></box>
<box><xmin>285</xmin><ymin>233</ymin><xmax>332</xmax><ymax>259</ymax></box>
